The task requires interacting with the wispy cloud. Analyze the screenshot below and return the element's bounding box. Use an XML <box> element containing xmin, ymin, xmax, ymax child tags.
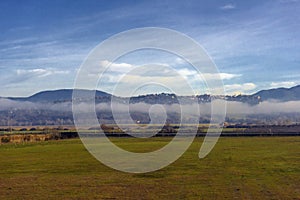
<box><xmin>1</xmin><ymin>99</ymin><xmax>300</xmax><ymax>118</ymax></box>
<box><xmin>224</xmin><ymin>83</ymin><xmax>257</xmax><ymax>94</ymax></box>
<box><xmin>203</xmin><ymin>73</ymin><xmax>241</xmax><ymax>80</ymax></box>
<box><xmin>99</xmin><ymin>60</ymin><xmax>136</xmax><ymax>73</ymax></box>
<box><xmin>270</xmin><ymin>81</ymin><xmax>298</xmax><ymax>88</ymax></box>
<box><xmin>16</xmin><ymin>68</ymin><xmax>70</xmax><ymax>78</ymax></box>
<box><xmin>220</xmin><ymin>4</ymin><xmax>236</xmax><ymax>10</ymax></box>
<box><xmin>279</xmin><ymin>0</ymin><xmax>299</xmax><ymax>3</ymax></box>
<box><xmin>92</xmin><ymin>60</ymin><xmax>242</xmax><ymax>96</ymax></box>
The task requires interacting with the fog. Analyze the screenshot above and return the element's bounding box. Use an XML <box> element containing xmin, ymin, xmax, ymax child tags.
<box><xmin>0</xmin><ymin>98</ymin><xmax>300</xmax><ymax>115</ymax></box>
<box><xmin>210</xmin><ymin>100</ymin><xmax>300</xmax><ymax>115</ymax></box>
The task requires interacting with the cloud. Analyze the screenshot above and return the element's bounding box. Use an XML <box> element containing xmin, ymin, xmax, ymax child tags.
<box><xmin>177</xmin><ymin>68</ymin><xmax>197</xmax><ymax>77</ymax></box>
<box><xmin>279</xmin><ymin>0</ymin><xmax>299</xmax><ymax>3</ymax></box>
<box><xmin>1</xmin><ymin>1</ymin><xmax>299</xmax><ymax>98</ymax></box>
<box><xmin>220</xmin><ymin>4</ymin><xmax>236</xmax><ymax>10</ymax></box>
<box><xmin>270</xmin><ymin>81</ymin><xmax>297</xmax><ymax>88</ymax></box>
<box><xmin>210</xmin><ymin>99</ymin><xmax>300</xmax><ymax>115</ymax></box>
<box><xmin>16</xmin><ymin>68</ymin><xmax>70</xmax><ymax>78</ymax></box>
<box><xmin>99</xmin><ymin>60</ymin><xmax>241</xmax><ymax>81</ymax></box>
<box><xmin>202</xmin><ymin>73</ymin><xmax>241</xmax><ymax>80</ymax></box>
<box><xmin>0</xmin><ymin>99</ymin><xmax>38</xmax><ymax>111</ymax></box>
<box><xmin>99</xmin><ymin>60</ymin><xmax>136</xmax><ymax>73</ymax></box>
<box><xmin>1</xmin><ymin>98</ymin><xmax>300</xmax><ymax>118</ymax></box>
<box><xmin>97</xmin><ymin>61</ymin><xmax>242</xmax><ymax>96</ymax></box>
<box><xmin>224</xmin><ymin>83</ymin><xmax>257</xmax><ymax>94</ymax></box>
<box><xmin>84</xmin><ymin>60</ymin><xmax>243</xmax><ymax>96</ymax></box>
<box><xmin>175</xmin><ymin>57</ymin><xmax>186</xmax><ymax>64</ymax></box>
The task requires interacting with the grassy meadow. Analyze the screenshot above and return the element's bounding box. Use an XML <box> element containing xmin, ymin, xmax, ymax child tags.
<box><xmin>0</xmin><ymin>137</ymin><xmax>299</xmax><ymax>199</ymax></box>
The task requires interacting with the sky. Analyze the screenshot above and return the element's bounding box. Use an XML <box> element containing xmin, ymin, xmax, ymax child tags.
<box><xmin>0</xmin><ymin>0</ymin><xmax>299</xmax><ymax>97</ymax></box>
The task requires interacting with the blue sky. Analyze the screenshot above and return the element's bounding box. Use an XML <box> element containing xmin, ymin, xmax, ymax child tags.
<box><xmin>0</xmin><ymin>0</ymin><xmax>299</xmax><ymax>97</ymax></box>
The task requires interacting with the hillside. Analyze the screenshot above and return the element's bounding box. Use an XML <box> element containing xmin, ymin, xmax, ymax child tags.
<box><xmin>253</xmin><ymin>85</ymin><xmax>300</xmax><ymax>101</ymax></box>
<box><xmin>8</xmin><ymin>89</ymin><xmax>111</xmax><ymax>103</ymax></box>
<box><xmin>2</xmin><ymin>85</ymin><xmax>300</xmax><ymax>104</ymax></box>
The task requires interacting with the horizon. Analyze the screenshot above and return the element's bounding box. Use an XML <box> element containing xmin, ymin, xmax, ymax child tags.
<box><xmin>1</xmin><ymin>83</ymin><xmax>299</xmax><ymax>98</ymax></box>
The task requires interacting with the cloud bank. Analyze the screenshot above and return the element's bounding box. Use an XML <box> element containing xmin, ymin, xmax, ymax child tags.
<box><xmin>0</xmin><ymin>98</ymin><xmax>299</xmax><ymax>116</ymax></box>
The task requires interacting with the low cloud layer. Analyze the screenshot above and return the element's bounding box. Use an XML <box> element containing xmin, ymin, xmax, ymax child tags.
<box><xmin>214</xmin><ymin>100</ymin><xmax>300</xmax><ymax>115</ymax></box>
<box><xmin>0</xmin><ymin>98</ymin><xmax>300</xmax><ymax>116</ymax></box>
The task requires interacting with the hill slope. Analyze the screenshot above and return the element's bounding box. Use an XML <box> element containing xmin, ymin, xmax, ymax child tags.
<box><xmin>3</xmin><ymin>85</ymin><xmax>300</xmax><ymax>103</ymax></box>
<box><xmin>9</xmin><ymin>89</ymin><xmax>111</xmax><ymax>103</ymax></box>
<box><xmin>252</xmin><ymin>85</ymin><xmax>300</xmax><ymax>101</ymax></box>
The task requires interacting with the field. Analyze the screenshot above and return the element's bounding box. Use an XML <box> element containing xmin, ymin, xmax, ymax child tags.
<box><xmin>0</xmin><ymin>137</ymin><xmax>299</xmax><ymax>199</ymax></box>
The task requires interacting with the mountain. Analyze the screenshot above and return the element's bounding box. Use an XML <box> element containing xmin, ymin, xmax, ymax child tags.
<box><xmin>1</xmin><ymin>86</ymin><xmax>300</xmax><ymax>126</ymax></box>
<box><xmin>252</xmin><ymin>85</ymin><xmax>300</xmax><ymax>102</ymax></box>
<box><xmin>3</xmin><ymin>85</ymin><xmax>300</xmax><ymax>104</ymax></box>
<box><xmin>8</xmin><ymin>89</ymin><xmax>111</xmax><ymax>103</ymax></box>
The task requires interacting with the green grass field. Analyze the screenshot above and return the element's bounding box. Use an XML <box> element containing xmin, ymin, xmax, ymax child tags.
<box><xmin>0</xmin><ymin>137</ymin><xmax>299</xmax><ymax>199</ymax></box>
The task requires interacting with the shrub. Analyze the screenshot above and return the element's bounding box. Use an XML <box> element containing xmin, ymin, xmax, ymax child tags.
<box><xmin>1</xmin><ymin>137</ymin><xmax>10</xmax><ymax>143</ymax></box>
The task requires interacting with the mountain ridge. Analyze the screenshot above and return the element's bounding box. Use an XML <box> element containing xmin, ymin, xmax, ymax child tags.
<box><xmin>252</xmin><ymin>85</ymin><xmax>300</xmax><ymax>101</ymax></box>
<box><xmin>7</xmin><ymin>89</ymin><xmax>111</xmax><ymax>103</ymax></box>
<box><xmin>2</xmin><ymin>85</ymin><xmax>300</xmax><ymax>104</ymax></box>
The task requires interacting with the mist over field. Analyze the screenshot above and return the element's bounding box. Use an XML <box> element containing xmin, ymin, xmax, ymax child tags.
<box><xmin>1</xmin><ymin>98</ymin><xmax>300</xmax><ymax>115</ymax></box>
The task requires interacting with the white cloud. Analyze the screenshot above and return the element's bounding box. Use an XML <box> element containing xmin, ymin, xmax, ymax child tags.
<box><xmin>2</xmin><ymin>99</ymin><xmax>300</xmax><ymax>117</ymax></box>
<box><xmin>270</xmin><ymin>81</ymin><xmax>297</xmax><ymax>88</ymax></box>
<box><xmin>175</xmin><ymin>57</ymin><xmax>186</xmax><ymax>64</ymax></box>
<box><xmin>177</xmin><ymin>68</ymin><xmax>197</xmax><ymax>76</ymax></box>
<box><xmin>202</xmin><ymin>73</ymin><xmax>241</xmax><ymax>80</ymax></box>
<box><xmin>216</xmin><ymin>100</ymin><xmax>300</xmax><ymax>115</ymax></box>
<box><xmin>16</xmin><ymin>68</ymin><xmax>69</xmax><ymax>78</ymax></box>
<box><xmin>101</xmin><ymin>63</ymin><xmax>240</xmax><ymax>84</ymax></box>
<box><xmin>225</xmin><ymin>83</ymin><xmax>257</xmax><ymax>94</ymax></box>
<box><xmin>220</xmin><ymin>4</ymin><xmax>236</xmax><ymax>10</ymax></box>
<box><xmin>95</xmin><ymin>60</ymin><xmax>243</xmax><ymax>96</ymax></box>
<box><xmin>100</xmin><ymin>60</ymin><xmax>135</xmax><ymax>73</ymax></box>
